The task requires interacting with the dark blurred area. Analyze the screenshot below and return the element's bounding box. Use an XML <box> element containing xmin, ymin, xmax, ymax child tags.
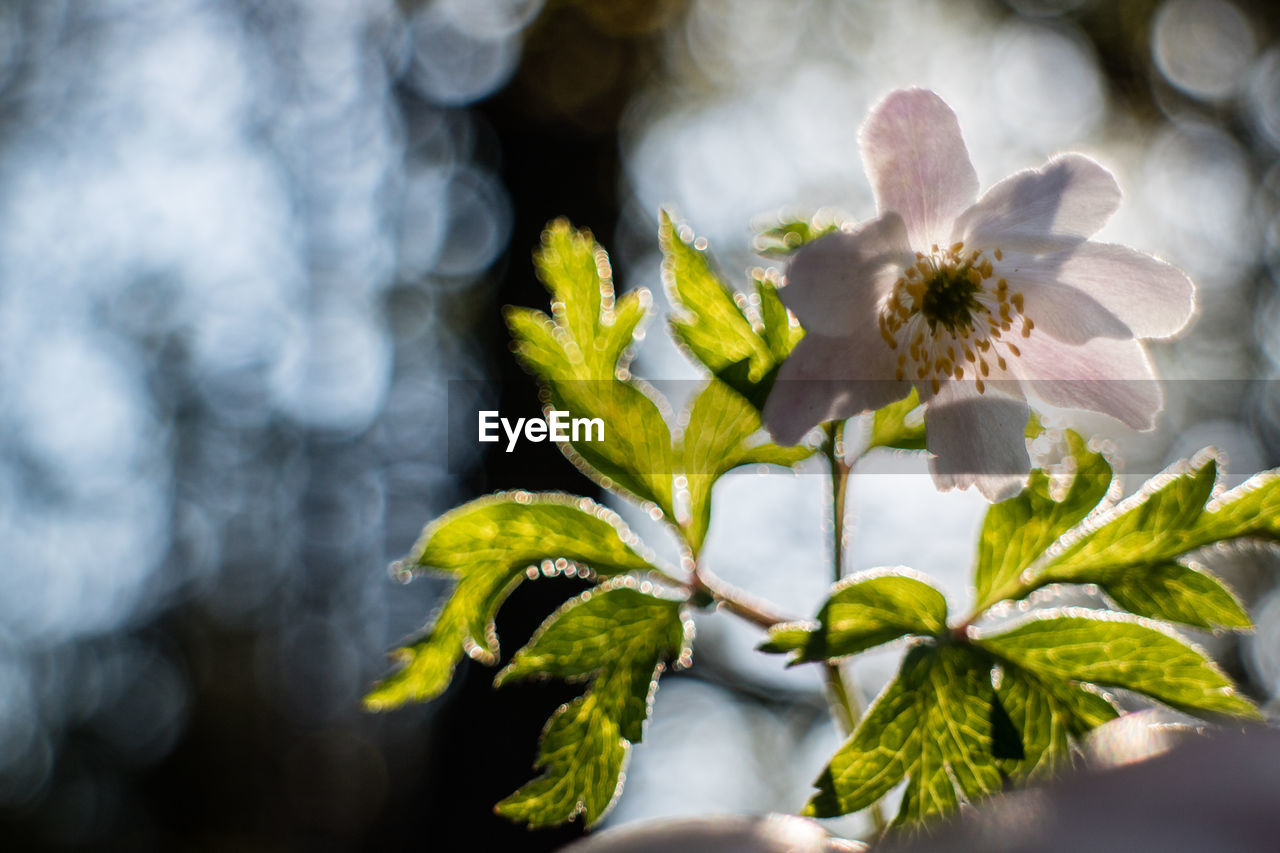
<box><xmin>0</xmin><ymin>0</ymin><xmax>1278</xmax><ymax>850</ymax></box>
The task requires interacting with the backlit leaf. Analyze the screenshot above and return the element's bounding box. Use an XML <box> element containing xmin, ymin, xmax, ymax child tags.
<box><xmin>994</xmin><ymin>665</ymin><xmax>1118</xmax><ymax>783</ymax></box>
<box><xmin>364</xmin><ymin>493</ymin><xmax>658</xmax><ymax>711</ymax></box>
<box><xmin>977</xmin><ymin>611</ymin><xmax>1259</xmax><ymax>721</ymax></box>
<box><xmin>805</xmin><ymin>644</ymin><xmax>1002</xmax><ymax>828</ymax></box>
<box><xmin>495</xmin><ymin>583</ymin><xmax>691</xmax><ymax>827</ymax></box>
<box><xmin>973</xmin><ymin>431</ymin><xmax>1112</xmax><ymax>610</ymax></box>
<box><xmin>755</xmin><ymin>271</ymin><xmax>805</xmax><ymax>360</ymax></box>
<box><xmin>1037</xmin><ymin>456</ymin><xmax>1218</xmax><ymax>585</ymax></box>
<box><xmin>867</xmin><ymin>388</ymin><xmax>928</xmax><ymax>452</ymax></box>
<box><xmin>661</xmin><ymin>212</ymin><xmax>797</xmax><ymax>410</ymax></box>
<box><xmin>507</xmin><ymin>220</ymin><xmax>676</xmax><ymax>516</ymax></box>
<box><xmin>980</xmin><ymin>449</ymin><xmax>1270</xmax><ymax>633</ymax></box>
<box><xmin>752</xmin><ymin>215</ymin><xmax>841</xmax><ymax>259</ymax></box>
<box><xmin>679</xmin><ymin>378</ymin><xmax>813</xmax><ymax>552</ymax></box>
<box><xmin>1101</xmin><ymin>561</ymin><xmax>1249</xmax><ymax>630</ymax></box>
<box><xmin>759</xmin><ymin>570</ymin><xmax>948</xmax><ymax>664</ymax></box>
<box><xmin>1181</xmin><ymin>468</ymin><xmax>1280</xmax><ymax>550</ymax></box>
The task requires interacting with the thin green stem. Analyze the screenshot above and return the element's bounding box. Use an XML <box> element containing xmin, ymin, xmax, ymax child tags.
<box><xmin>824</xmin><ymin>422</ymin><xmax>850</xmax><ymax>583</ymax></box>
<box><xmin>821</xmin><ymin>420</ymin><xmax>887</xmax><ymax>836</ymax></box>
<box><xmin>820</xmin><ymin>424</ymin><xmax>857</xmax><ymax>714</ymax></box>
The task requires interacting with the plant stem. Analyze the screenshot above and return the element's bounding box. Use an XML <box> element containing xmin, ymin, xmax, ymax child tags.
<box><xmin>688</xmin><ymin>567</ymin><xmax>795</xmax><ymax>629</ymax></box>
<box><xmin>821</xmin><ymin>422</ymin><xmax>857</xmax><ymax>731</ymax></box>
<box><xmin>825</xmin><ymin>421</ymin><xmax>851</xmax><ymax>585</ymax></box>
<box><xmin>822</xmin><ymin>421</ymin><xmax>887</xmax><ymax>835</ymax></box>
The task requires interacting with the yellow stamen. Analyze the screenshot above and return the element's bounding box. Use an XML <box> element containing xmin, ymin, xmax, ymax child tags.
<box><xmin>880</xmin><ymin>322</ymin><xmax>897</xmax><ymax>348</ymax></box>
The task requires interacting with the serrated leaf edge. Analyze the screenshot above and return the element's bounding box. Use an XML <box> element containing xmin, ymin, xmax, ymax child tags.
<box><xmin>400</xmin><ymin>490</ymin><xmax>665</xmax><ymax>576</ymax></box>
<box><xmin>1033</xmin><ymin>450</ymin><xmax>1222</xmax><ymax>575</ymax></box>
<box><xmin>494</xmin><ymin>575</ymin><xmax>694</xmax><ymax>688</ymax></box>
<box><xmin>824</xmin><ymin>565</ymin><xmax>951</xmax><ymax>602</ymax></box>
<box><xmin>971</xmin><ymin>605</ymin><xmax>1255</xmax><ymax>717</ymax></box>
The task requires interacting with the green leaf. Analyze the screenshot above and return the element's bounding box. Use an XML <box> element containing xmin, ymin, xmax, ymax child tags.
<box><xmin>1045</xmin><ymin>678</ymin><xmax>1122</xmax><ymax>733</ymax></box>
<box><xmin>1038</xmin><ymin>456</ymin><xmax>1218</xmax><ymax>585</ymax></box>
<box><xmin>993</xmin><ymin>665</ymin><xmax>1118</xmax><ymax>783</ymax></box>
<box><xmin>494</xmin><ymin>583</ymin><xmax>691</xmax><ymax>827</ymax></box>
<box><xmin>867</xmin><ymin>388</ymin><xmax>927</xmax><ymax>452</ymax></box>
<box><xmin>805</xmin><ymin>644</ymin><xmax>1002</xmax><ymax>827</ymax></box>
<box><xmin>1020</xmin><ymin>454</ymin><xmax>1263</xmax><ymax>629</ymax></box>
<box><xmin>865</xmin><ymin>391</ymin><xmax>1047</xmax><ymax>456</ymax></box>
<box><xmin>759</xmin><ymin>570</ymin><xmax>948</xmax><ymax>664</ymax></box>
<box><xmin>507</xmin><ymin>220</ymin><xmax>676</xmax><ymax>517</ymax></box>
<box><xmin>754</xmin><ymin>270</ymin><xmax>805</xmax><ymax>360</ymax></box>
<box><xmin>977</xmin><ymin>448</ymin><xmax>1270</xmax><ymax>633</ymax></box>
<box><xmin>1181</xmin><ymin>467</ymin><xmax>1280</xmax><ymax>549</ymax></box>
<box><xmin>756</xmin><ymin>625</ymin><xmax>811</xmax><ymax>655</ymax></box>
<box><xmin>542</xmin><ymin>379</ymin><xmax>677</xmax><ymax>519</ymax></box>
<box><xmin>364</xmin><ymin>493</ymin><xmax>658</xmax><ymax>711</ymax></box>
<box><xmin>977</xmin><ymin>612</ymin><xmax>1259</xmax><ymax>721</ymax></box>
<box><xmin>678</xmin><ymin>378</ymin><xmax>813</xmax><ymax>552</ymax></box>
<box><xmin>751</xmin><ymin>215</ymin><xmax>840</xmax><ymax>258</ymax></box>
<box><xmin>661</xmin><ymin>212</ymin><xmax>797</xmax><ymax>410</ymax></box>
<box><xmin>363</xmin><ymin>569</ymin><xmax>512</xmax><ymax>712</ymax></box>
<box><xmin>973</xmin><ymin>431</ymin><xmax>1112</xmax><ymax>610</ymax></box>
<box><xmin>1101</xmin><ymin>561</ymin><xmax>1249</xmax><ymax>630</ymax></box>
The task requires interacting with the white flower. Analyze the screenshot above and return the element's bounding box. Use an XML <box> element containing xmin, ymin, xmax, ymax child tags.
<box><xmin>763</xmin><ymin>88</ymin><xmax>1195</xmax><ymax>501</ymax></box>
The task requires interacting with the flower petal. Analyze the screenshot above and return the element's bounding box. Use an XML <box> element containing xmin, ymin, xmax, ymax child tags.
<box><xmin>762</xmin><ymin>332</ymin><xmax>908</xmax><ymax>445</ymax></box>
<box><xmin>1001</xmin><ymin>243</ymin><xmax>1195</xmax><ymax>339</ymax></box>
<box><xmin>859</xmin><ymin>89</ymin><xmax>978</xmax><ymax>250</ymax></box>
<box><xmin>1002</xmin><ymin>270</ymin><xmax>1133</xmax><ymax>345</ymax></box>
<box><xmin>952</xmin><ymin>153</ymin><xmax>1121</xmax><ymax>254</ymax></box>
<box><xmin>1012</xmin><ymin>335</ymin><xmax>1162</xmax><ymax>430</ymax></box>
<box><xmin>925</xmin><ymin>380</ymin><xmax>1030</xmax><ymax>502</ymax></box>
<box><xmin>780</xmin><ymin>212</ymin><xmax>913</xmax><ymax>337</ymax></box>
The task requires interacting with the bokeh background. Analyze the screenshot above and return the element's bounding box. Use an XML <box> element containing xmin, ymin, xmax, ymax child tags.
<box><xmin>0</xmin><ymin>0</ymin><xmax>1278</xmax><ymax>849</ymax></box>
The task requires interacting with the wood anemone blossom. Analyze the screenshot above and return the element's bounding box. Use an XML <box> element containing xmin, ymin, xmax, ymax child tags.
<box><xmin>763</xmin><ymin>88</ymin><xmax>1195</xmax><ymax>501</ymax></box>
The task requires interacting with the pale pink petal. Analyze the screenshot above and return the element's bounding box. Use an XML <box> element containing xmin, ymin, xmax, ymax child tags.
<box><xmin>925</xmin><ymin>380</ymin><xmax>1030</xmax><ymax>502</ymax></box>
<box><xmin>999</xmin><ymin>243</ymin><xmax>1194</xmax><ymax>340</ymax></box>
<box><xmin>1005</xmin><ymin>273</ymin><xmax>1132</xmax><ymax>345</ymax></box>
<box><xmin>780</xmin><ymin>213</ymin><xmax>913</xmax><ymax>337</ymax></box>
<box><xmin>1012</xmin><ymin>335</ymin><xmax>1162</xmax><ymax>430</ymax></box>
<box><xmin>763</xmin><ymin>333</ymin><xmax>908</xmax><ymax>445</ymax></box>
<box><xmin>859</xmin><ymin>89</ymin><xmax>978</xmax><ymax>250</ymax></box>
<box><xmin>952</xmin><ymin>153</ymin><xmax>1121</xmax><ymax>254</ymax></box>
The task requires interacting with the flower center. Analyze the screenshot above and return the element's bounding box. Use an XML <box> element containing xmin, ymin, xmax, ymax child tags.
<box><xmin>920</xmin><ymin>263</ymin><xmax>983</xmax><ymax>335</ymax></box>
<box><xmin>877</xmin><ymin>242</ymin><xmax>1035</xmax><ymax>395</ymax></box>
